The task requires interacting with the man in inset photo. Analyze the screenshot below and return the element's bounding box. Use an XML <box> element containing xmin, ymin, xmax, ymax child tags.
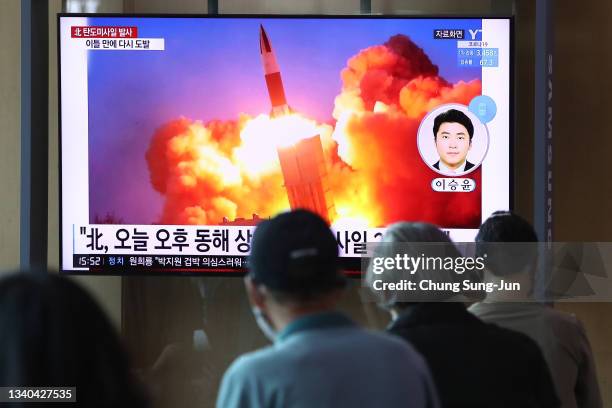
<box><xmin>432</xmin><ymin>108</ymin><xmax>475</xmax><ymax>174</ymax></box>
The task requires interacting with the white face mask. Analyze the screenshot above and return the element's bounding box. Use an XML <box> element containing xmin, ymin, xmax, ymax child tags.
<box><xmin>252</xmin><ymin>307</ymin><xmax>277</xmax><ymax>342</ymax></box>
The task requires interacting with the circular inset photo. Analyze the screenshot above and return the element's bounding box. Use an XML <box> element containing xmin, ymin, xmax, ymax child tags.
<box><xmin>417</xmin><ymin>103</ymin><xmax>489</xmax><ymax>177</ymax></box>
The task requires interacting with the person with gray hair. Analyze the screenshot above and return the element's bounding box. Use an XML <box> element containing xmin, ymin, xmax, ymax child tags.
<box><xmin>366</xmin><ymin>222</ymin><xmax>471</xmax><ymax>306</ymax></box>
<box><xmin>367</xmin><ymin>222</ymin><xmax>560</xmax><ymax>408</ymax></box>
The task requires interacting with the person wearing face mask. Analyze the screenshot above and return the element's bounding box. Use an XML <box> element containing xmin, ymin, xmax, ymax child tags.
<box><xmin>217</xmin><ymin>209</ymin><xmax>440</xmax><ymax>408</ymax></box>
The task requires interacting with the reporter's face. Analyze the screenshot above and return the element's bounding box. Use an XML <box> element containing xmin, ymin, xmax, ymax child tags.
<box><xmin>435</xmin><ymin>122</ymin><xmax>471</xmax><ymax>169</ymax></box>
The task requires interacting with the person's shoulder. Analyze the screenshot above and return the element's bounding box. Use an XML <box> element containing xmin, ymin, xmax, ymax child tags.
<box><xmin>351</xmin><ymin>327</ymin><xmax>417</xmax><ymax>354</ymax></box>
<box><xmin>361</xmin><ymin>329</ymin><xmax>429</xmax><ymax>368</ymax></box>
<box><xmin>223</xmin><ymin>345</ymin><xmax>279</xmax><ymax>382</ymax></box>
<box><xmin>433</xmin><ymin>160</ymin><xmax>440</xmax><ymax>169</ymax></box>
<box><xmin>540</xmin><ymin>305</ymin><xmax>581</xmax><ymax>327</ymax></box>
<box><xmin>467</xmin><ymin>306</ymin><xmax>532</xmax><ymax>345</ymax></box>
<box><xmin>538</xmin><ymin>306</ymin><xmax>589</xmax><ymax>344</ymax></box>
<box><xmin>363</xmin><ymin>327</ymin><xmax>413</xmax><ymax>347</ymax></box>
<box><xmin>465</xmin><ymin>160</ymin><xmax>475</xmax><ymax>170</ymax></box>
<box><xmin>467</xmin><ymin>300</ymin><xmax>491</xmax><ymax>317</ymax></box>
<box><xmin>481</xmin><ymin>320</ymin><xmax>536</xmax><ymax>346</ymax></box>
<box><xmin>479</xmin><ymin>320</ymin><xmax>549</xmax><ymax>362</ymax></box>
<box><xmin>217</xmin><ymin>347</ymin><xmax>280</xmax><ymax>408</ymax></box>
<box><xmin>468</xmin><ymin>300</ymin><xmax>532</xmax><ymax>318</ymax></box>
<box><xmin>509</xmin><ymin>303</ymin><xmax>586</xmax><ymax>334</ymax></box>
<box><xmin>470</xmin><ymin>302</ymin><xmax>586</xmax><ymax>338</ymax></box>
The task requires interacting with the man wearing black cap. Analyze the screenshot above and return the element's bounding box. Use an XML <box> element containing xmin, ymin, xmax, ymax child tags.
<box><xmin>217</xmin><ymin>209</ymin><xmax>439</xmax><ymax>408</ymax></box>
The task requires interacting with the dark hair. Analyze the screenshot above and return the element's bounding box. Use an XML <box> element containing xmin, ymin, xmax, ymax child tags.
<box><xmin>249</xmin><ymin>210</ymin><xmax>346</xmax><ymax>303</ymax></box>
<box><xmin>0</xmin><ymin>272</ymin><xmax>148</xmax><ymax>407</ymax></box>
<box><xmin>476</xmin><ymin>211</ymin><xmax>539</xmax><ymax>277</ymax></box>
<box><xmin>476</xmin><ymin>211</ymin><xmax>538</xmax><ymax>243</ymax></box>
<box><xmin>433</xmin><ymin>109</ymin><xmax>474</xmax><ymax>140</ymax></box>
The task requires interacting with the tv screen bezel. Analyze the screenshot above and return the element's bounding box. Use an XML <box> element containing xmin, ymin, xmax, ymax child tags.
<box><xmin>57</xmin><ymin>13</ymin><xmax>515</xmax><ymax>276</ymax></box>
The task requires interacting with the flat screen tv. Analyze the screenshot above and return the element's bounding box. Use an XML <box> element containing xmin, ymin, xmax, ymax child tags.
<box><xmin>58</xmin><ymin>14</ymin><xmax>513</xmax><ymax>274</ymax></box>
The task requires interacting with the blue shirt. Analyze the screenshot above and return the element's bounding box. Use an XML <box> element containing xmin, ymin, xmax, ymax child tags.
<box><xmin>217</xmin><ymin>312</ymin><xmax>439</xmax><ymax>408</ymax></box>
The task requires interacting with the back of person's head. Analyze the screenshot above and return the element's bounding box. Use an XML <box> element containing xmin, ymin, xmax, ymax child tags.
<box><xmin>0</xmin><ymin>271</ymin><xmax>148</xmax><ymax>407</ymax></box>
<box><xmin>367</xmin><ymin>222</ymin><xmax>465</xmax><ymax>307</ymax></box>
<box><xmin>476</xmin><ymin>210</ymin><xmax>538</xmax><ymax>243</ymax></box>
<box><xmin>383</xmin><ymin>222</ymin><xmax>457</xmax><ymax>248</ymax></box>
<box><xmin>476</xmin><ymin>211</ymin><xmax>539</xmax><ymax>277</ymax></box>
<box><xmin>248</xmin><ymin>209</ymin><xmax>346</xmax><ymax>303</ymax></box>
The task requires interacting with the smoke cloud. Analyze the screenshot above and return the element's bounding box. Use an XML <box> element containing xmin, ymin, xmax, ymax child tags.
<box><xmin>146</xmin><ymin>34</ymin><xmax>482</xmax><ymax>227</ymax></box>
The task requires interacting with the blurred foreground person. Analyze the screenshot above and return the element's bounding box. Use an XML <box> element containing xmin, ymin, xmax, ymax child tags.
<box><xmin>469</xmin><ymin>212</ymin><xmax>602</xmax><ymax>408</ymax></box>
<box><xmin>0</xmin><ymin>272</ymin><xmax>148</xmax><ymax>408</ymax></box>
<box><xmin>217</xmin><ymin>210</ymin><xmax>439</xmax><ymax>408</ymax></box>
<box><xmin>367</xmin><ymin>222</ymin><xmax>559</xmax><ymax>408</ymax></box>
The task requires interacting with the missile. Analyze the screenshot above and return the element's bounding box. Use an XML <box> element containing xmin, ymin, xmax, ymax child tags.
<box><xmin>258</xmin><ymin>25</ymin><xmax>336</xmax><ymax>222</ymax></box>
<box><xmin>259</xmin><ymin>25</ymin><xmax>291</xmax><ymax>117</ymax></box>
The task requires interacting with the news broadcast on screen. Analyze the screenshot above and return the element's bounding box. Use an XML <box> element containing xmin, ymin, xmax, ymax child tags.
<box><xmin>58</xmin><ymin>15</ymin><xmax>512</xmax><ymax>274</ymax></box>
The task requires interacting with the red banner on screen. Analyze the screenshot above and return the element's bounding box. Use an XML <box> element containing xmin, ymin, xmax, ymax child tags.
<box><xmin>71</xmin><ymin>26</ymin><xmax>138</xmax><ymax>38</ymax></box>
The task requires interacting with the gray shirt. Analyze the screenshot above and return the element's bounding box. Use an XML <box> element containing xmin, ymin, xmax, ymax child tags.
<box><xmin>469</xmin><ymin>302</ymin><xmax>602</xmax><ymax>408</ymax></box>
<box><xmin>217</xmin><ymin>312</ymin><xmax>439</xmax><ymax>408</ymax></box>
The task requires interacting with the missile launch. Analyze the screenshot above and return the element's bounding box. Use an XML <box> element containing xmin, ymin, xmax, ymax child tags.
<box><xmin>259</xmin><ymin>24</ymin><xmax>336</xmax><ymax>223</ymax></box>
<box><xmin>259</xmin><ymin>25</ymin><xmax>291</xmax><ymax>117</ymax></box>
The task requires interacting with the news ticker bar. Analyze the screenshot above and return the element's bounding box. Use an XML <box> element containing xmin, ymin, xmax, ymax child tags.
<box><xmin>71</xmin><ymin>254</ymin><xmax>363</xmax><ymax>272</ymax></box>
<box><xmin>0</xmin><ymin>387</ymin><xmax>76</xmax><ymax>403</ymax></box>
<box><xmin>73</xmin><ymin>254</ymin><xmax>248</xmax><ymax>270</ymax></box>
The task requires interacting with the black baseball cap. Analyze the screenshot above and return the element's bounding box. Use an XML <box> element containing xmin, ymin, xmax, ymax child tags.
<box><xmin>248</xmin><ymin>209</ymin><xmax>346</xmax><ymax>295</ymax></box>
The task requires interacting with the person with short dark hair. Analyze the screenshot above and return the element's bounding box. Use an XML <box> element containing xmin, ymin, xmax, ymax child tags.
<box><xmin>0</xmin><ymin>272</ymin><xmax>149</xmax><ymax>408</ymax></box>
<box><xmin>432</xmin><ymin>109</ymin><xmax>475</xmax><ymax>173</ymax></box>
<box><xmin>469</xmin><ymin>211</ymin><xmax>602</xmax><ymax>408</ymax></box>
<box><xmin>367</xmin><ymin>222</ymin><xmax>560</xmax><ymax>408</ymax></box>
<box><xmin>217</xmin><ymin>210</ymin><xmax>439</xmax><ymax>408</ymax></box>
